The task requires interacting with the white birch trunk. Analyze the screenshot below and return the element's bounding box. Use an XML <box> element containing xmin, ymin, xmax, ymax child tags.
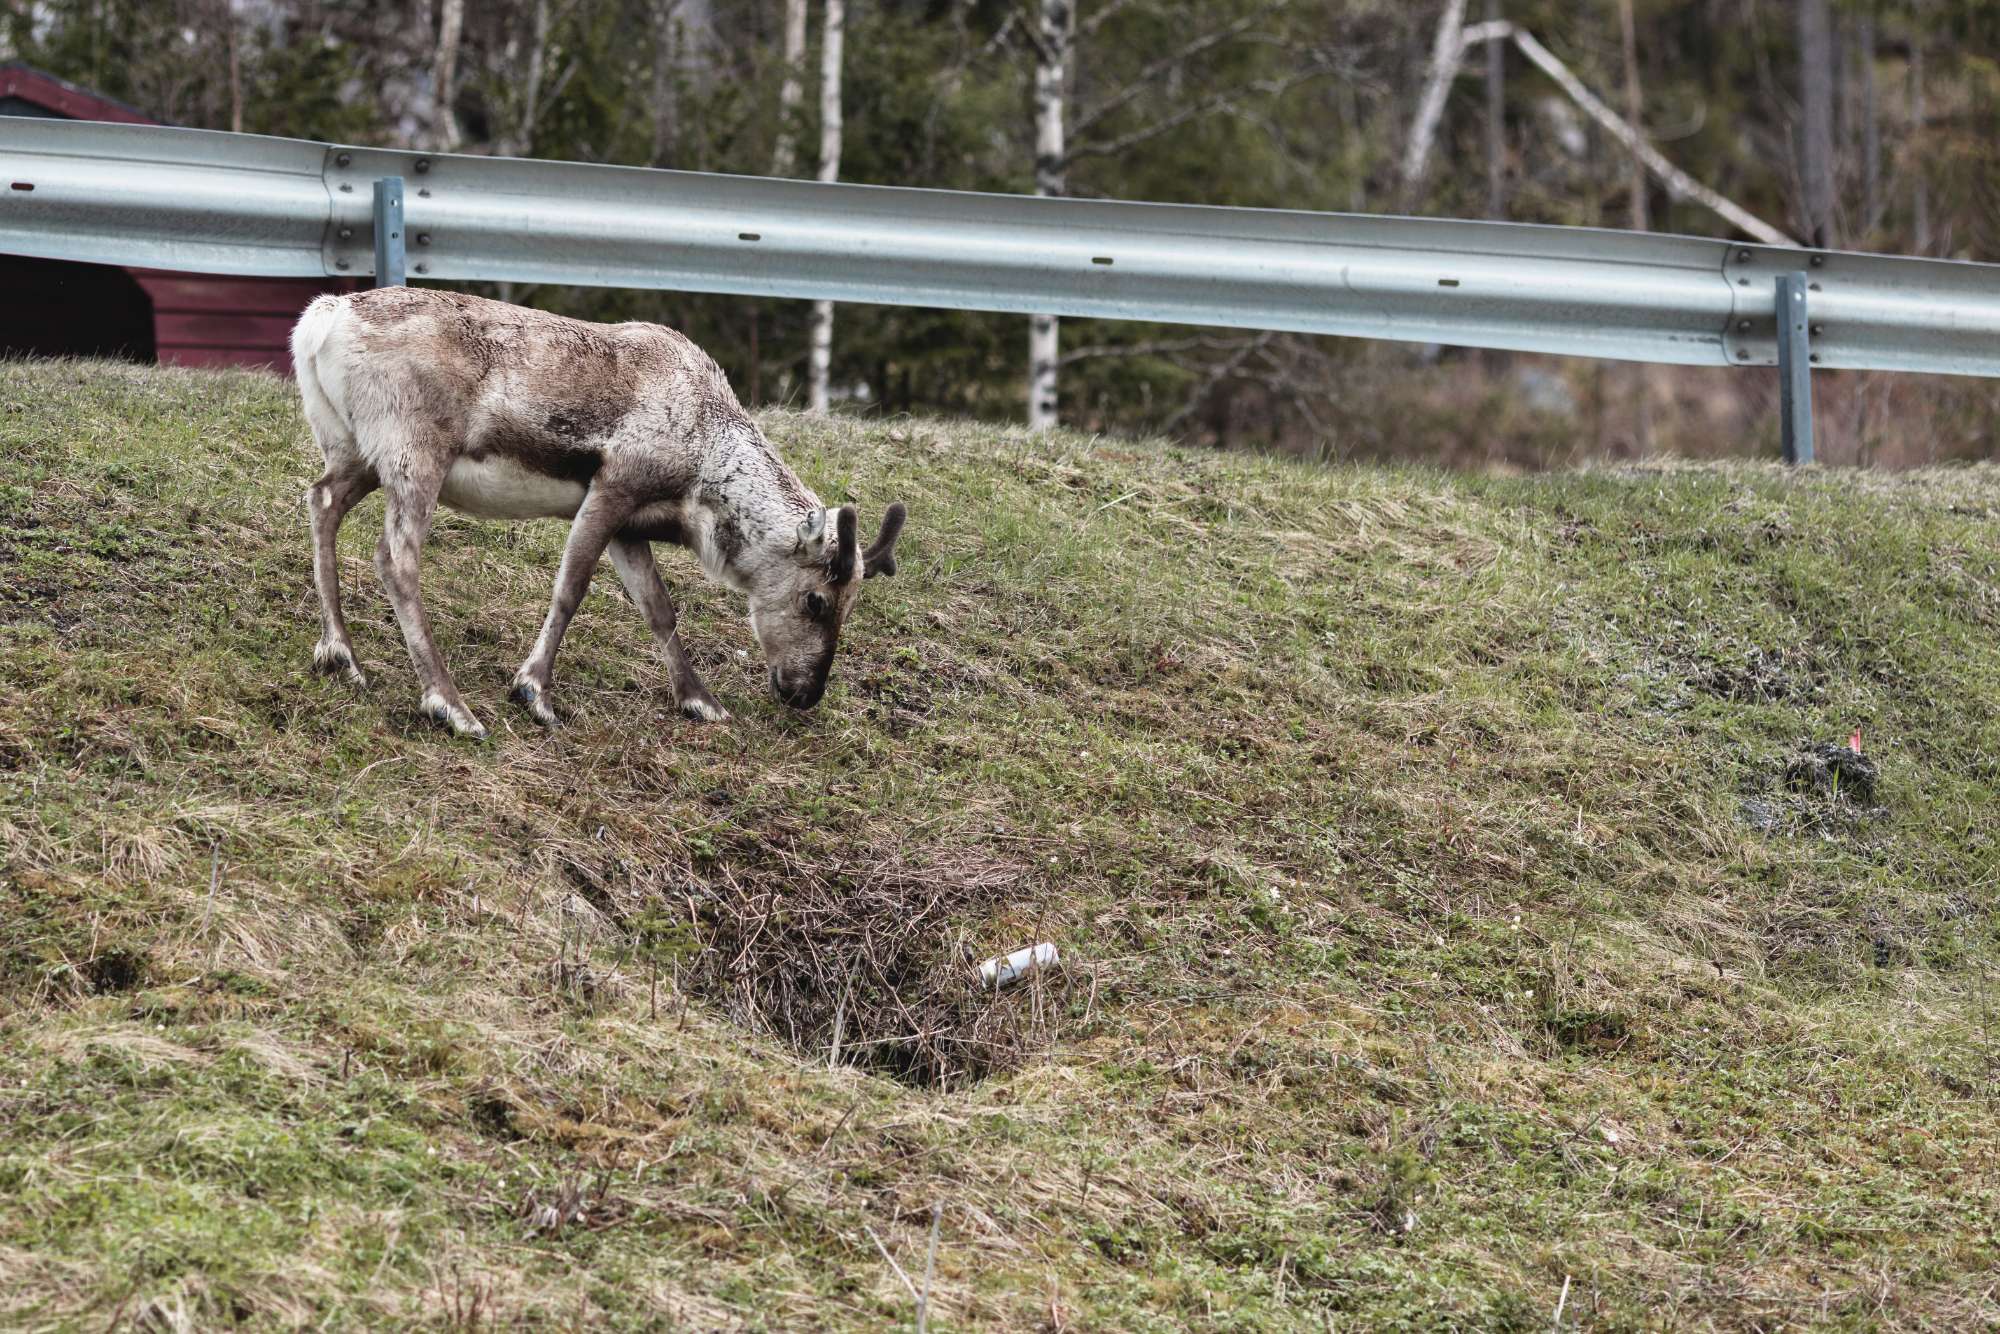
<box><xmin>433</xmin><ymin>0</ymin><xmax>465</xmax><ymax>150</ymax></box>
<box><xmin>1617</xmin><ymin>0</ymin><xmax>1646</xmax><ymax>231</ymax></box>
<box><xmin>1483</xmin><ymin>0</ymin><xmax>1504</xmax><ymax>218</ymax></box>
<box><xmin>1401</xmin><ymin>0</ymin><xmax>1469</xmax><ymax>198</ymax></box>
<box><xmin>1027</xmin><ymin>0</ymin><xmax>1069</xmax><ymax>434</ymax></box>
<box><xmin>772</xmin><ymin>0</ymin><xmax>809</xmax><ymax>176</ymax></box>
<box><xmin>651</xmin><ymin>0</ymin><xmax>677</xmax><ymax>163</ymax></box>
<box><xmin>807</xmin><ymin>0</ymin><xmax>845</xmax><ymax>415</ymax></box>
<box><xmin>225</xmin><ymin>3</ymin><xmax>243</xmax><ymax>136</ymax></box>
<box><xmin>517</xmin><ymin>0</ymin><xmax>551</xmax><ymax>157</ymax></box>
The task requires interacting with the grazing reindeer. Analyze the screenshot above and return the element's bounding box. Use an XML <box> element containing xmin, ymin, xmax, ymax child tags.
<box><xmin>289</xmin><ymin>288</ymin><xmax>906</xmax><ymax>738</ymax></box>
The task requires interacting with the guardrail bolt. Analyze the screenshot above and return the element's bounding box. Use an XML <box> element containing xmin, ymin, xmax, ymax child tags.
<box><xmin>417</xmin><ymin>233</ymin><xmax>432</xmax><ymax>246</ymax></box>
<box><xmin>414</xmin><ymin>159</ymin><xmax>431</xmax><ymax>174</ymax></box>
<box><xmin>1809</xmin><ymin>254</ymin><xmax>1825</xmax><ymax>267</ymax></box>
<box><xmin>1810</xmin><ymin>323</ymin><xmax>1824</xmax><ymax>336</ymax></box>
<box><xmin>1736</xmin><ymin>319</ymin><xmax>1751</xmax><ymax>331</ymax></box>
<box><xmin>338</xmin><ymin>226</ymin><xmax>352</xmax><ymax>240</ymax></box>
<box><xmin>335</xmin><ymin>152</ymin><xmax>351</xmax><ymax>168</ymax></box>
<box><xmin>1736</xmin><ymin>348</ymin><xmax>1750</xmax><ymax>360</ymax></box>
<box><xmin>335</xmin><ymin>258</ymin><xmax>350</xmax><ymax>270</ymax></box>
<box><xmin>1737</xmin><ymin>249</ymin><xmax>1753</xmax><ymax>262</ymax></box>
<box><xmin>414</xmin><ymin>263</ymin><xmax>429</xmax><ymax>275</ymax></box>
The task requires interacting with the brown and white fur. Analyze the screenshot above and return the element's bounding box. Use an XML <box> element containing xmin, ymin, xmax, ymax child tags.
<box><xmin>290</xmin><ymin>288</ymin><xmax>905</xmax><ymax>738</ymax></box>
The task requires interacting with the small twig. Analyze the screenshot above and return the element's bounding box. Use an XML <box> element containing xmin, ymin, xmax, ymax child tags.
<box><xmin>917</xmin><ymin>1201</ymin><xmax>942</xmax><ymax>1333</ymax></box>
<box><xmin>201</xmin><ymin>842</ymin><xmax>223</xmax><ymax>968</ymax></box>
<box><xmin>814</xmin><ymin>1097</ymin><xmax>863</xmax><ymax>1161</ymax></box>
<box><xmin>829</xmin><ymin>957</ymin><xmax>858</xmax><ymax>1069</ymax></box>
<box><xmin>1553</xmin><ymin>1273</ymin><xmax>1571</xmax><ymax>1327</ymax></box>
<box><xmin>200</xmin><ymin>842</ymin><xmax>221</xmax><ymax>938</ymax></box>
<box><xmin>865</xmin><ymin>1225</ymin><xmax>921</xmax><ymax>1304</ymax></box>
<box><xmin>1089</xmin><ymin>489</ymin><xmax>1141</xmax><ymax>517</ymax></box>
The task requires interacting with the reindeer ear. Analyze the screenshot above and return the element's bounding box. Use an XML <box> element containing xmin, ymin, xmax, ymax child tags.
<box><xmin>863</xmin><ymin>501</ymin><xmax>906</xmax><ymax>579</ymax></box>
<box><xmin>830</xmin><ymin>505</ymin><xmax>860</xmax><ymax>584</ymax></box>
<box><xmin>795</xmin><ymin>508</ymin><xmax>827</xmax><ymax>550</ymax></box>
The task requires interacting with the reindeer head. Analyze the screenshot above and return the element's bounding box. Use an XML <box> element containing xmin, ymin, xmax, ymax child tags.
<box><xmin>743</xmin><ymin>502</ymin><xmax>906</xmax><ymax>709</ymax></box>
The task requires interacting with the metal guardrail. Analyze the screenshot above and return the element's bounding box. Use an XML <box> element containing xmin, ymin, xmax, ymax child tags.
<box><xmin>4</xmin><ymin>117</ymin><xmax>2000</xmax><ymax>384</ymax></box>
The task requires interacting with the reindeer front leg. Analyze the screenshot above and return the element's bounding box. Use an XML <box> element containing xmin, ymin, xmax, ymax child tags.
<box><xmin>607</xmin><ymin>537</ymin><xmax>730</xmax><ymax>722</ymax></box>
<box><xmin>376</xmin><ymin>470</ymin><xmax>485</xmax><ymax>738</ymax></box>
<box><xmin>511</xmin><ymin>485</ymin><xmax>633</xmax><ymax>726</ymax></box>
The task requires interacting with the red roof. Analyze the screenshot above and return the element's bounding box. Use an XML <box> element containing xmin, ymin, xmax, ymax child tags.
<box><xmin>1</xmin><ymin>63</ymin><xmax>352</xmax><ymax>374</ymax></box>
<box><xmin>0</xmin><ymin>63</ymin><xmax>160</xmax><ymax>126</ymax></box>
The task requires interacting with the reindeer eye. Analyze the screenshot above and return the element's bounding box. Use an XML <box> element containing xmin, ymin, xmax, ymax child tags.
<box><xmin>805</xmin><ymin>592</ymin><xmax>828</xmax><ymax>620</ymax></box>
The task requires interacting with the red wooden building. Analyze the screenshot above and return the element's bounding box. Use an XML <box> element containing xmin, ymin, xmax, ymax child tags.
<box><xmin>0</xmin><ymin>63</ymin><xmax>350</xmax><ymax>374</ymax></box>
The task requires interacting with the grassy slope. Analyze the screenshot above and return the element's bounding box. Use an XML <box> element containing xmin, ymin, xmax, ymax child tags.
<box><xmin>2</xmin><ymin>358</ymin><xmax>1999</xmax><ymax>1331</ymax></box>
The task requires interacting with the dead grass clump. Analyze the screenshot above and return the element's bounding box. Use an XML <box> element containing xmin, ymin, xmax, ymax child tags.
<box><xmin>685</xmin><ymin>843</ymin><xmax>1045</xmax><ymax>1089</ymax></box>
<box><xmin>516</xmin><ymin>1173</ymin><xmax>615</xmax><ymax>1236</ymax></box>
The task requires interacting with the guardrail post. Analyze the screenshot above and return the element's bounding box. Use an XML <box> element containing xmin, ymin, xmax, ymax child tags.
<box><xmin>372</xmin><ymin>176</ymin><xmax>406</xmax><ymax>287</ymax></box>
<box><xmin>1775</xmin><ymin>272</ymin><xmax>1813</xmax><ymax>465</ymax></box>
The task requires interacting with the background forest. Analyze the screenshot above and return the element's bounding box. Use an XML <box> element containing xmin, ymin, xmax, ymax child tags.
<box><xmin>7</xmin><ymin>0</ymin><xmax>2000</xmax><ymax>466</ymax></box>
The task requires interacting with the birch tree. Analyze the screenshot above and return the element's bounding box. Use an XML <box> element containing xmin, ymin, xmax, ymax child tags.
<box><xmin>1400</xmin><ymin>0</ymin><xmax>1467</xmax><ymax>201</ymax></box>
<box><xmin>1027</xmin><ymin>0</ymin><xmax>1069</xmax><ymax>433</ymax></box>
<box><xmin>1858</xmin><ymin>13</ymin><xmax>1880</xmax><ymax>236</ymax></box>
<box><xmin>1617</xmin><ymin>0</ymin><xmax>1645</xmax><ymax>230</ymax></box>
<box><xmin>1483</xmin><ymin>0</ymin><xmax>1504</xmax><ymax>218</ymax></box>
<box><xmin>806</xmin><ymin>0</ymin><xmax>845</xmax><ymax>415</ymax></box>
<box><xmin>648</xmin><ymin>0</ymin><xmax>716</xmax><ymax>164</ymax></box>
<box><xmin>1797</xmin><ymin>0</ymin><xmax>1836</xmax><ymax>247</ymax></box>
<box><xmin>1909</xmin><ymin>25</ymin><xmax>1928</xmax><ymax>252</ymax></box>
<box><xmin>771</xmin><ymin>0</ymin><xmax>808</xmax><ymax>176</ymax></box>
<box><xmin>433</xmin><ymin>0</ymin><xmax>465</xmax><ymax>150</ymax></box>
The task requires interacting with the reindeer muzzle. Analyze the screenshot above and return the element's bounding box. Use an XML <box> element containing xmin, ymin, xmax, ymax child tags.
<box><xmin>770</xmin><ymin>666</ymin><xmax>827</xmax><ymax>711</ymax></box>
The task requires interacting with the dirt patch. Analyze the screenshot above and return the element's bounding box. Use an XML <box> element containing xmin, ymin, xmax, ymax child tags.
<box><xmin>1740</xmin><ymin>742</ymin><xmax>1886</xmax><ymax>842</ymax></box>
<box><xmin>1785</xmin><ymin>742</ymin><xmax>1881</xmax><ymax>805</ymax></box>
<box><xmin>1690</xmin><ymin>644</ymin><xmax>1824</xmax><ymax>705</ymax></box>
<box><xmin>81</xmin><ymin>947</ymin><xmax>149</xmax><ymax>995</ymax></box>
<box><xmin>683</xmin><ymin>840</ymin><xmax>1051</xmax><ymax>1089</ymax></box>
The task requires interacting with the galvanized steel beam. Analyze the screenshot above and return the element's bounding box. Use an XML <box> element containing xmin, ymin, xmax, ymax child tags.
<box><xmin>6</xmin><ymin>119</ymin><xmax>2000</xmax><ymax>378</ymax></box>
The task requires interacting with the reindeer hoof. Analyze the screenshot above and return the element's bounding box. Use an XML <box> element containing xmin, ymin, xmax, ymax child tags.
<box><xmin>421</xmin><ymin>691</ymin><xmax>488</xmax><ymax>740</ymax></box>
<box><xmin>313</xmin><ymin>640</ymin><xmax>368</xmax><ymax>688</ymax></box>
<box><xmin>509</xmin><ymin>678</ymin><xmax>560</xmax><ymax>728</ymax></box>
<box><xmin>679</xmin><ymin>694</ymin><xmax>730</xmax><ymax>723</ymax></box>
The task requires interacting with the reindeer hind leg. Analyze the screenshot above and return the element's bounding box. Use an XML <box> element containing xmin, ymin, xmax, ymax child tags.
<box><xmin>299</xmin><ymin>364</ymin><xmax>378</xmax><ymax>685</ymax></box>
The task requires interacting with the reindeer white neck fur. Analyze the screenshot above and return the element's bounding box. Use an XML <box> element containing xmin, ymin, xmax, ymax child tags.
<box><xmin>289</xmin><ymin>287</ymin><xmax>906</xmax><ymax>738</ymax></box>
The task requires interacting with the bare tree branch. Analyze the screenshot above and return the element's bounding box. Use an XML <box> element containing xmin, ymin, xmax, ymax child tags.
<box><xmin>1076</xmin><ymin>0</ymin><xmax>1143</xmax><ymax>41</ymax></box>
<box><xmin>1159</xmin><ymin>332</ymin><xmax>1277</xmax><ymax>437</ymax></box>
<box><xmin>1420</xmin><ymin>19</ymin><xmax>1801</xmax><ymax>246</ymax></box>
<box><xmin>1071</xmin><ymin>3</ymin><xmax>1283</xmax><ymax>138</ymax></box>
<box><xmin>1058</xmin><ymin>333</ymin><xmax>1268</xmax><ymax>368</ymax></box>
<box><xmin>1064</xmin><ymin>67</ymin><xmax>1330</xmax><ymax>167</ymax></box>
